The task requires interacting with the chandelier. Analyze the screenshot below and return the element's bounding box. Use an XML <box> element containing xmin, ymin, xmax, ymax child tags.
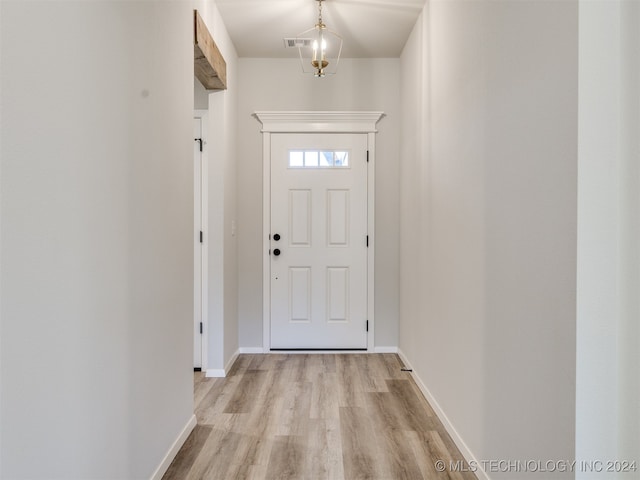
<box><xmin>296</xmin><ymin>0</ymin><xmax>343</xmax><ymax>77</ymax></box>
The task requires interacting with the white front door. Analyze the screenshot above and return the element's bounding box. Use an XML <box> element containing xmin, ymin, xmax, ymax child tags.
<box><xmin>270</xmin><ymin>133</ymin><xmax>369</xmax><ymax>349</ymax></box>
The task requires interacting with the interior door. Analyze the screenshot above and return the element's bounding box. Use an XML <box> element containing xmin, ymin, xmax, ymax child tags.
<box><xmin>270</xmin><ymin>133</ymin><xmax>368</xmax><ymax>349</ymax></box>
<box><xmin>193</xmin><ymin>117</ymin><xmax>203</xmax><ymax>368</ymax></box>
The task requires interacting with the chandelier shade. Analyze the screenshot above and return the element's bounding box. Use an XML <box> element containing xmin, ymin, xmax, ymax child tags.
<box><xmin>296</xmin><ymin>0</ymin><xmax>342</xmax><ymax>77</ymax></box>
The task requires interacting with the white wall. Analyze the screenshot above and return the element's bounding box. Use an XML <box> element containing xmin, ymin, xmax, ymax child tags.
<box><xmin>236</xmin><ymin>58</ymin><xmax>400</xmax><ymax>350</ymax></box>
<box><xmin>192</xmin><ymin>1</ymin><xmax>239</xmax><ymax>375</ymax></box>
<box><xmin>1</xmin><ymin>1</ymin><xmax>194</xmax><ymax>478</ymax></box>
<box><xmin>194</xmin><ymin>77</ymin><xmax>209</xmax><ymax>110</ymax></box>
<box><xmin>400</xmin><ymin>2</ymin><xmax>578</xmax><ymax>478</ymax></box>
<box><xmin>617</xmin><ymin>1</ymin><xmax>640</xmax><ymax>462</ymax></box>
<box><xmin>0</xmin><ymin>3</ymin><xmax>4</xmax><ymax>472</ymax></box>
<box><xmin>576</xmin><ymin>0</ymin><xmax>640</xmax><ymax>476</ymax></box>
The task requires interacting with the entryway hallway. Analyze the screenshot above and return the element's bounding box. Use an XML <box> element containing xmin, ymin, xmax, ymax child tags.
<box><xmin>163</xmin><ymin>354</ymin><xmax>477</xmax><ymax>480</ymax></box>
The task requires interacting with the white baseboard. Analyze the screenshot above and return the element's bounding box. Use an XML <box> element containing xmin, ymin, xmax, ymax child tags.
<box><xmin>374</xmin><ymin>346</ymin><xmax>398</xmax><ymax>353</ymax></box>
<box><xmin>149</xmin><ymin>414</ymin><xmax>196</xmax><ymax>480</ymax></box>
<box><xmin>235</xmin><ymin>347</ymin><xmax>398</xmax><ymax>355</ymax></box>
<box><xmin>224</xmin><ymin>349</ymin><xmax>239</xmax><ymax>373</ymax></box>
<box><xmin>265</xmin><ymin>350</ymin><xmax>369</xmax><ymax>354</ymax></box>
<box><xmin>239</xmin><ymin>347</ymin><xmax>264</xmax><ymax>354</ymax></box>
<box><xmin>238</xmin><ymin>349</ymin><xmax>398</xmax><ymax>355</ymax></box>
<box><xmin>205</xmin><ymin>349</ymin><xmax>240</xmax><ymax>378</ymax></box>
<box><xmin>397</xmin><ymin>349</ymin><xmax>490</xmax><ymax>480</ymax></box>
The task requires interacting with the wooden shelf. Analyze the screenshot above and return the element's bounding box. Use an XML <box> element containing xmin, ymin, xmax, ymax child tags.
<box><xmin>194</xmin><ymin>10</ymin><xmax>227</xmax><ymax>91</ymax></box>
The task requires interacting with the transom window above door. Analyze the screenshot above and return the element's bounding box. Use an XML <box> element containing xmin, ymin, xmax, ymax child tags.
<box><xmin>288</xmin><ymin>150</ymin><xmax>350</xmax><ymax>168</ymax></box>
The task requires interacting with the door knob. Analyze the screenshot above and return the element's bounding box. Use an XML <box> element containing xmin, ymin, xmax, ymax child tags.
<box><xmin>273</xmin><ymin>248</ymin><xmax>281</xmax><ymax>256</ymax></box>
<box><xmin>273</xmin><ymin>233</ymin><xmax>281</xmax><ymax>241</ymax></box>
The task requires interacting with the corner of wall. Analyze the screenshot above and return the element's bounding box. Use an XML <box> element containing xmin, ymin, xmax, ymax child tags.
<box><xmin>206</xmin><ymin>349</ymin><xmax>240</xmax><ymax>378</ymax></box>
<box><xmin>397</xmin><ymin>350</ymin><xmax>491</xmax><ymax>480</ymax></box>
<box><xmin>149</xmin><ymin>415</ymin><xmax>197</xmax><ymax>480</ymax></box>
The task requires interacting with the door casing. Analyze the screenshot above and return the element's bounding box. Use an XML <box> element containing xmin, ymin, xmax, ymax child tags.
<box><xmin>254</xmin><ymin>111</ymin><xmax>384</xmax><ymax>352</ymax></box>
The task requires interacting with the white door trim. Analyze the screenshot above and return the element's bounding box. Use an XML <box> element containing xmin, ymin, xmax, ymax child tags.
<box><xmin>254</xmin><ymin>111</ymin><xmax>384</xmax><ymax>352</ymax></box>
<box><xmin>194</xmin><ymin>110</ymin><xmax>208</xmax><ymax>370</ymax></box>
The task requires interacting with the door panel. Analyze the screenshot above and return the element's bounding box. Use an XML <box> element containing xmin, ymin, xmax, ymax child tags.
<box><xmin>327</xmin><ymin>189</ymin><xmax>350</xmax><ymax>246</ymax></box>
<box><xmin>289</xmin><ymin>189</ymin><xmax>312</xmax><ymax>246</ymax></box>
<box><xmin>327</xmin><ymin>267</ymin><xmax>349</xmax><ymax>322</ymax></box>
<box><xmin>290</xmin><ymin>267</ymin><xmax>312</xmax><ymax>322</ymax></box>
<box><xmin>270</xmin><ymin>133</ymin><xmax>368</xmax><ymax>349</ymax></box>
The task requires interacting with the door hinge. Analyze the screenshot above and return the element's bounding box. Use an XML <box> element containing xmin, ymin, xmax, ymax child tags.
<box><xmin>366</xmin><ymin>150</ymin><xmax>369</xmax><ymax>163</ymax></box>
<box><xmin>366</xmin><ymin>320</ymin><xmax>369</xmax><ymax>332</ymax></box>
<box><xmin>194</xmin><ymin>138</ymin><xmax>203</xmax><ymax>152</ymax></box>
<box><xmin>366</xmin><ymin>235</ymin><xmax>369</xmax><ymax>247</ymax></box>
<box><xmin>199</xmin><ymin>231</ymin><xmax>203</xmax><ymax>243</ymax></box>
<box><xmin>199</xmin><ymin>322</ymin><xmax>203</xmax><ymax>334</ymax></box>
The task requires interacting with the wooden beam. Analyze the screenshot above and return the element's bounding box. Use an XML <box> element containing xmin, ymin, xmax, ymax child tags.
<box><xmin>194</xmin><ymin>10</ymin><xmax>227</xmax><ymax>91</ymax></box>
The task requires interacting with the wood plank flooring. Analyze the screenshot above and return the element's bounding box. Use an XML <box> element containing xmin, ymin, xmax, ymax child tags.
<box><xmin>163</xmin><ymin>354</ymin><xmax>477</xmax><ymax>480</ymax></box>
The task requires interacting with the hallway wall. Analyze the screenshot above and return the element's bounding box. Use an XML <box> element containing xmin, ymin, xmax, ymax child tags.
<box><xmin>399</xmin><ymin>2</ymin><xmax>578</xmax><ymax>478</ymax></box>
<box><xmin>576</xmin><ymin>0</ymin><xmax>640</xmax><ymax>475</ymax></box>
<box><xmin>193</xmin><ymin>1</ymin><xmax>240</xmax><ymax>376</ymax></box>
<box><xmin>236</xmin><ymin>58</ymin><xmax>401</xmax><ymax>350</ymax></box>
<box><xmin>1</xmin><ymin>1</ymin><xmax>195</xmax><ymax>478</ymax></box>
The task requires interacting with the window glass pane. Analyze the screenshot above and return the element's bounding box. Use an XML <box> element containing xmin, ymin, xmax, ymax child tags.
<box><xmin>334</xmin><ymin>151</ymin><xmax>349</xmax><ymax>167</ymax></box>
<box><xmin>320</xmin><ymin>151</ymin><xmax>333</xmax><ymax>167</ymax></box>
<box><xmin>288</xmin><ymin>150</ymin><xmax>351</xmax><ymax>169</ymax></box>
<box><xmin>304</xmin><ymin>151</ymin><xmax>319</xmax><ymax>167</ymax></box>
<box><xmin>289</xmin><ymin>151</ymin><xmax>303</xmax><ymax>167</ymax></box>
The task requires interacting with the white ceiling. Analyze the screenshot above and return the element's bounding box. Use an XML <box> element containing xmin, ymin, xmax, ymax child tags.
<box><xmin>215</xmin><ymin>0</ymin><xmax>427</xmax><ymax>58</ymax></box>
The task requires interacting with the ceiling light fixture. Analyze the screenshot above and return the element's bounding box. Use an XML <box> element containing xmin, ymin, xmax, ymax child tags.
<box><xmin>296</xmin><ymin>0</ymin><xmax>342</xmax><ymax>77</ymax></box>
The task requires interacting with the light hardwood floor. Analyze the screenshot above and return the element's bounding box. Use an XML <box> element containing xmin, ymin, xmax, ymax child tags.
<box><xmin>163</xmin><ymin>354</ymin><xmax>478</xmax><ymax>480</ymax></box>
